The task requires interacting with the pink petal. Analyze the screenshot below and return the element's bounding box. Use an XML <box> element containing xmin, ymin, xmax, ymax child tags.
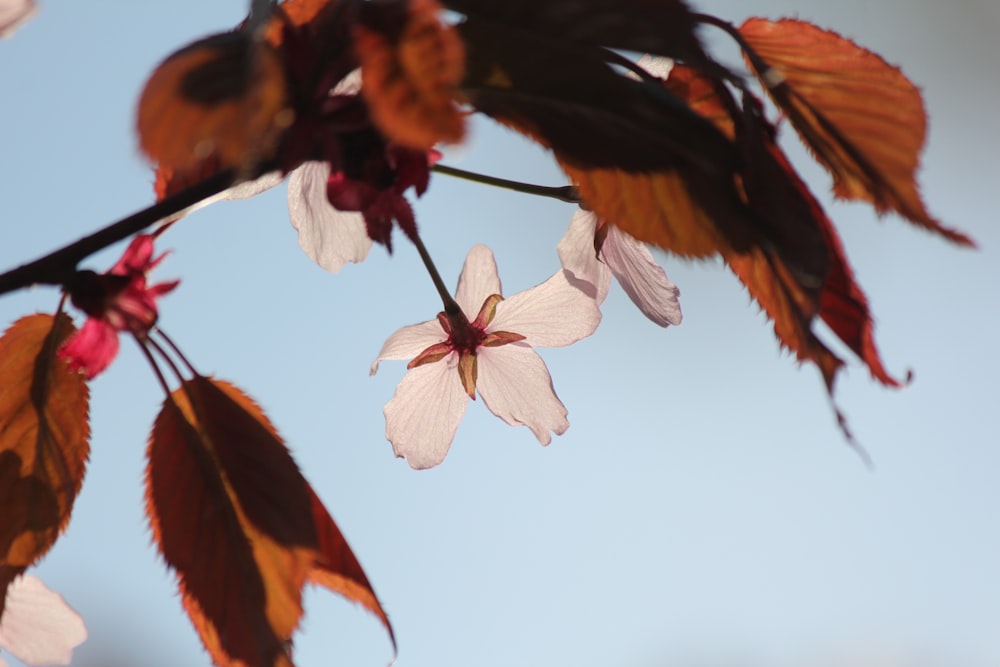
<box><xmin>288</xmin><ymin>162</ymin><xmax>373</xmax><ymax>273</ymax></box>
<box><xmin>223</xmin><ymin>171</ymin><xmax>285</xmax><ymax>200</ymax></box>
<box><xmin>370</xmin><ymin>320</ymin><xmax>446</xmax><ymax>374</ymax></box>
<box><xmin>111</xmin><ymin>235</ymin><xmax>155</xmax><ymax>275</ymax></box>
<box><xmin>0</xmin><ymin>0</ymin><xmax>35</xmax><ymax>37</ymax></box>
<box><xmin>58</xmin><ymin>317</ymin><xmax>120</xmax><ymax>379</ymax></box>
<box><xmin>556</xmin><ymin>210</ymin><xmax>611</xmax><ymax>303</ymax></box>
<box><xmin>490</xmin><ymin>269</ymin><xmax>602</xmax><ymax>348</ymax></box>
<box><xmin>146</xmin><ymin>279</ymin><xmax>181</xmax><ymax>300</ymax></box>
<box><xmin>0</xmin><ymin>575</ymin><xmax>87</xmax><ymax>666</ymax></box>
<box><xmin>476</xmin><ymin>344</ymin><xmax>569</xmax><ymax>445</ymax></box>
<box><xmin>602</xmin><ymin>224</ymin><xmax>682</xmax><ymax>327</ymax></box>
<box><xmin>454</xmin><ymin>245</ymin><xmax>502</xmax><ymax>318</ymax></box>
<box><xmin>384</xmin><ymin>356</ymin><xmax>468</xmax><ymax>469</ymax></box>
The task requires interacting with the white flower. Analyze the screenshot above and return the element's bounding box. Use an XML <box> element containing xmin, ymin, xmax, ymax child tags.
<box><xmin>0</xmin><ymin>0</ymin><xmax>35</xmax><ymax>38</ymax></box>
<box><xmin>203</xmin><ymin>69</ymin><xmax>373</xmax><ymax>274</ymax></box>
<box><xmin>286</xmin><ymin>161</ymin><xmax>373</xmax><ymax>273</ymax></box>
<box><xmin>558</xmin><ymin>210</ymin><xmax>682</xmax><ymax>327</ymax></box>
<box><xmin>0</xmin><ymin>575</ymin><xmax>86</xmax><ymax>667</ymax></box>
<box><xmin>371</xmin><ymin>245</ymin><xmax>602</xmax><ymax>469</ymax></box>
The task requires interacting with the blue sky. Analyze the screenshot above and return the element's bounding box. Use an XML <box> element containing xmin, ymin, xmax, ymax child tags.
<box><xmin>1</xmin><ymin>1</ymin><xmax>999</xmax><ymax>666</ymax></box>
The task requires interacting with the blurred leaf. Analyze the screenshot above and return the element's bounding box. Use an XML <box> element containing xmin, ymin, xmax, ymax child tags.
<box><xmin>739</xmin><ymin>17</ymin><xmax>974</xmax><ymax>246</ymax></box>
<box><xmin>459</xmin><ymin>16</ymin><xmax>737</xmax><ymax>175</ymax></box>
<box><xmin>146</xmin><ymin>376</ymin><xmax>392</xmax><ymax>667</ymax></box>
<box><xmin>0</xmin><ymin>314</ymin><xmax>90</xmax><ymax>611</ymax></box>
<box><xmin>442</xmin><ymin>0</ymin><xmax>726</xmax><ymax>76</ymax></box>
<box><xmin>137</xmin><ymin>31</ymin><xmax>290</xmax><ymax>178</ymax></box>
<box><xmin>356</xmin><ymin>0</ymin><xmax>466</xmax><ymax>150</ymax></box>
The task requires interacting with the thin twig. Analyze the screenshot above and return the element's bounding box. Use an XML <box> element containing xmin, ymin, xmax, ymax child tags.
<box><xmin>432</xmin><ymin>164</ymin><xmax>580</xmax><ymax>204</ymax></box>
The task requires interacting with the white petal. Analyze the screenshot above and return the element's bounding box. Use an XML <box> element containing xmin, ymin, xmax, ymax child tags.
<box><xmin>288</xmin><ymin>162</ymin><xmax>373</xmax><ymax>273</ymax></box>
<box><xmin>384</xmin><ymin>357</ymin><xmax>469</xmax><ymax>469</ymax></box>
<box><xmin>490</xmin><ymin>270</ymin><xmax>602</xmax><ymax>348</ymax></box>
<box><xmin>477</xmin><ymin>345</ymin><xmax>569</xmax><ymax>445</ymax></box>
<box><xmin>602</xmin><ymin>225</ymin><xmax>683</xmax><ymax>327</ymax></box>
<box><xmin>0</xmin><ymin>0</ymin><xmax>35</xmax><ymax>38</ymax></box>
<box><xmin>0</xmin><ymin>575</ymin><xmax>86</xmax><ymax>666</ymax></box>
<box><xmin>332</xmin><ymin>69</ymin><xmax>362</xmax><ymax>95</ymax></box>
<box><xmin>637</xmin><ymin>54</ymin><xmax>673</xmax><ymax>79</ymax></box>
<box><xmin>370</xmin><ymin>320</ymin><xmax>446</xmax><ymax>374</ymax></box>
<box><xmin>221</xmin><ymin>170</ymin><xmax>285</xmax><ymax>200</ymax></box>
<box><xmin>556</xmin><ymin>210</ymin><xmax>611</xmax><ymax>303</ymax></box>
<box><xmin>454</xmin><ymin>245</ymin><xmax>502</xmax><ymax>317</ymax></box>
<box><xmin>154</xmin><ymin>171</ymin><xmax>286</xmax><ymax>227</ymax></box>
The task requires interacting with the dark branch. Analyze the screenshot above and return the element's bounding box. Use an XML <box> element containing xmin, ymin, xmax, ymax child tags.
<box><xmin>0</xmin><ymin>168</ymin><xmax>238</xmax><ymax>298</ymax></box>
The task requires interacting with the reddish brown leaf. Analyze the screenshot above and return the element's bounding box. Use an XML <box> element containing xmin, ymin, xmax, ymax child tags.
<box><xmin>731</xmin><ymin>139</ymin><xmax>904</xmax><ymax>391</ymax></box>
<box><xmin>137</xmin><ymin>31</ymin><xmax>292</xmax><ymax>178</ymax></box>
<box><xmin>564</xmin><ymin>166</ymin><xmax>727</xmax><ymax>258</ymax></box>
<box><xmin>263</xmin><ymin>0</ymin><xmax>337</xmax><ymax>44</ymax></box>
<box><xmin>146</xmin><ymin>376</ymin><xmax>392</xmax><ymax>667</ymax></box>
<box><xmin>0</xmin><ymin>314</ymin><xmax>89</xmax><ymax>611</ymax></box>
<box><xmin>739</xmin><ymin>17</ymin><xmax>974</xmax><ymax>246</ymax></box>
<box><xmin>459</xmin><ymin>19</ymin><xmax>736</xmax><ymax>174</ymax></box>
<box><xmin>564</xmin><ymin>59</ymin><xmax>901</xmax><ymax>398</ymax></box>
<box><xmin>443</xmin><ymin>0</ymin><xmax>745</xmax><ymax>85</ymax></box>
<box><xmin>663</xmin><ymin>63</ymin><xmax>734</xmax><ymax>136</ymax></box>
<box><xmin>815</xmin><ymin>208</ymin><xmax>905</xmax><ymax>388</ymax></box>
<box><xmin>355</xmin><ymin>0</ymin><xmax>466</xmax><ymax>150</ymax></box>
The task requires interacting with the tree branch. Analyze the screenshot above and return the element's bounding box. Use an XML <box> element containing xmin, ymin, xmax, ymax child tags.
<box><xmin>0</xmin><ymin>168</ymin><xmax>238</xmax><ymax>298</ymax></box>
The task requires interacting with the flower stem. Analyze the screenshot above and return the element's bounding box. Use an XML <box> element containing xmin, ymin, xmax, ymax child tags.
<box><xmin>134</xmin><ymin>335</ymin><xmax>174</xmax><ymax>398</ymax></box>
<box><xmin>432</xmin><ymin>164</ymin><xmax>581</xmax><ymax>204</ymax></box>
<box><xmin>408</xmin><ymin>232</ymin><xmax>463</xmax><ymax>317</ymax></box>
<box><xmin>155</xmin><ymin>329</ymin><xmax>200</xmax><ymax>378</ymax></box>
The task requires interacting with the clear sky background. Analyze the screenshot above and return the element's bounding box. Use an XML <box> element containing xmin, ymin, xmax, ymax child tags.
<box><xmin>1</xmin><ymin>1</ymin><xmax>999</xmax><ymax>666</ymax></box>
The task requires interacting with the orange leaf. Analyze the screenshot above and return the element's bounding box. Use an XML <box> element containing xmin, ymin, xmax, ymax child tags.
<box><xmin>725</xmin><ymin>246</ymin><xmax>842</xmax><ymax>387</ymax></box>
<box><xmin>137</xmin><ymin>31</ymin><xmax>292</xmax><ymax>178</ymax></box>
<box><xmin>663</xmin><ymin>63</ymin><xmax>735</xmax><ymax>138</ymax></box>
<box><xmin>564</xmin><ymin>61</ymin><xmax>901</xmax><ymax>396</ymax></box>
<box><xmin>739</xmin><ymin>17</ymin><xmax>974</xmax><ymax>246</ymax></box>
<box><xmin>815</xmin><ymin>207</ymin><xmax>905</xmax><ymax>388</ymax></box>
<box><xmin>564</xmin><ymin>166</ymin><xmax>727</xmax><ymax>258</ymax></box>
<box><xmin>355</xmin><ymin>0</ymin><xmax>466</xmax><ymax>150</ymax></box>
<box><xmin>0</xmin><ymin>314</ymin><xmax>89</xmax><ymax>608</ymax></box>
<box><xmin>146</xmin><ymin>376</ymin><xmax>393</xmax><ymax>667</ymax></box>
<box><xmin>263</xmin><ymin>0</ymin><xmax>338</xmax><ymax>45</ymax></box>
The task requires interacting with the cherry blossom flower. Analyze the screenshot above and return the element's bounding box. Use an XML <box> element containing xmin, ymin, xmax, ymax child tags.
<box><xmin>0</xmin><ymin>0</ymin><xmax>35</xmax><ymax>38</ymax></box>
<box><xmin>59</xmin><ymin>234</ymin><xmax>178</xmax><ymax>379</ymax></box>
<box><xmin>219</xmin><ymin>70</ymin><xmax>434</xmax><ymax>272</ymax></box>
<box><xmin>0</xmin><ymin>575</ymin><xmax>86</xmax><ymax>667</ymax></box>
<box><xmin>371</xmin><ymin>245</ymin><xmax>602</xmax><ymax>469</ymax></box>
<box><xmin>558</xmin><ymin>209</ymin><xmax>682</xmax><ymax>327</ymax></box>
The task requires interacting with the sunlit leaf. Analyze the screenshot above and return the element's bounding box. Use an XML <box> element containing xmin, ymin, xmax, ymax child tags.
<box><xmin>146</xmin><ymin>376</ymin><xmax>392</xmax><ymax>667</ymax></box>
<box><xmin>137</xmin><ymin>31</ymin><xmax>291</xmax><ymax>177</ymax></box>
<box><xmin>739</xmin><ymin>17</ymin><xmax>974</xmax><ymax>246</ymax></box>
<box><xmin>556</xmin><ymin>56</ymin><xmax>902</xmax><ymax>398</ymax></box>
<box><xmin>564</xmin><ymin>166</ymin><xmax>726</xmax><ymax>258</ymax></box>
<box><xmin>355</xmin><ymin>0</ymin><xmax>466</xmax><ymax>150</ymax></box>
<box><xmin>0</xmin><ymin>314</ymin><xmax>89</xmax><ymax>609</ymax></box>
<box><xmin>263</xmin><ymin>0</ymin><xmax>337</xmax><ymax>44</ymax></box>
